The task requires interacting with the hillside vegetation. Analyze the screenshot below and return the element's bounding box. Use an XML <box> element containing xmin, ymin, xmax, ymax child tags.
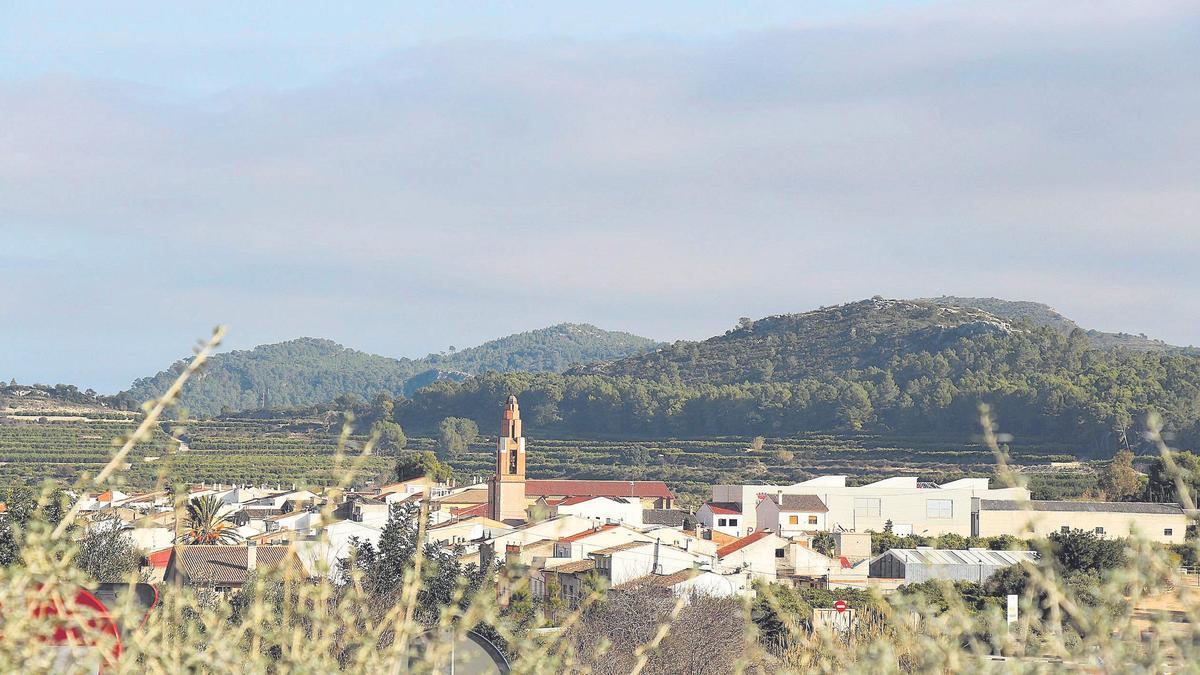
<box><xmin>400</xmin><ymin>299</ymin><xmax>1200</xmax><ymax>456</ymax></box>
<box><xmin>923</xmin><ymin>296</ymin><xmax>1200</xmax><ymax>355</ymax></box>
<box><xmin>123</xmin><ymin>324</ymin><xmax>658</xmax><ymax>416</ymax></box>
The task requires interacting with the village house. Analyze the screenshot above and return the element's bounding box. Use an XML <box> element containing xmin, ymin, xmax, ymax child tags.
<box><xmin>163</xmin><ymin>543</ymin><xmax>307</xmax><ymax>592</ymax></box>
<box><xmin>533</xmin><ymin>495</ymin><xmax>644</xmax><ymax>526</ymax></box>
<box><xmin>697</xmin><ymin>502</ymin><xmax>744</xmax><ymax>538</ymax></box>
<box><xmin>715</xmin><ymin>531</ymin><xmax>786</xmax><ymax>590</ymax></box>
<box><xmin>614</xmin><ymin>568</ymin><xmax>740</xmax><ymax>599</ymax></box>
<box><xmin>755</xmin><ymin>493</ymin><xmax>829</xmax><ymax>537</ymax></box>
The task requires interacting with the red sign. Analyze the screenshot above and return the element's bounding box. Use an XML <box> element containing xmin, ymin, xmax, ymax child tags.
<box><xmin>29</xmin><ymin>587</ymin><xmax>122</xmax><ymax>667</ymax></box>
<box><xmin>834</xmin><ymin>599</ymin><xmax>848</xmax><ymax>613</ymax></box>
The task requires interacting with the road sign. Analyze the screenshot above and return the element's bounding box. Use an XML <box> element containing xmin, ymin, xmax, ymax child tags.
<box><xmin>834</xmin><ymin>599</ymin><xmax>848</xmax><ymax>613</ymax></box>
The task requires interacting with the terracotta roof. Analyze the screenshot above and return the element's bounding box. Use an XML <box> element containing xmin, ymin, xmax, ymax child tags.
<box><xmin>717</xmin><ymin>531</ymin><xmax>774</xmax><ymax>557</ymax></box>
<box><xmin>704</xmin><ymin>502</ymin><xmax>742</xmax><ymax>515</ymax></box>
<box><xmin>452</xmin><ymin>503</ymin><xmax>488</xmax><ymax>518</ymax></box>
<box><xmin>168</xmin><ymin>545</ymin><xmax>304</xmax><ymax>585</ymax></box>
<box><xmin>147</xmin><ymin>547</ymin><xmax>173</xmax><ymax>568</ymax></box>
<box><xmin>560</xmin><ymin>523</ymin><xmax>619</xmax><ymax>543</ymax></box>
<box><xmin>547</xmin><ymin>558</ymin><xmax>596</xmax><ymax>574</ymax></box>
<box><xmin>526</xmin><ymin>480</ymin><xmax>674</xmax><ymax>500</ymax></box>
<box><xmin>556</xmin><ymin>495</ymin><xmax>631</xmax><ymax>507</ymax></box>
<box><xmin>591</xmin><ymin>541</ymin><xmax>650</xmax><ymax>555</ymax></box>
<box><xmin>772</xmin><ymin>495</ymin><xmax>829</xmax><ymax>513</ymax></box>
<box><xmin>708</xmin><ymin>530</ymin><xmax>738</xmax><ymax>545</ymax></box>
<box><xmin>435</xmin><ymin>490</ymin><xmax>489</xmax><ymax>504</ymax></box>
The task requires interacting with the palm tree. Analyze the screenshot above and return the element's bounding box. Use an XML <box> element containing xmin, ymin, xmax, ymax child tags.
<box><xmin>177</xmin><ymin>494</ymin><xmax>243</xmax><ymax>544</ymax></box>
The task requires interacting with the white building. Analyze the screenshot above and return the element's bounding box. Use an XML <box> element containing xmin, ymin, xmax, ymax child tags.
<box><xmin>697</xmin><ymin>502</ymin><xmax>745</xmax><ymax>537</ymax></box>
<box><xmin>756</xmin><ymin>493</ymin><xmax>828</xmax><ymax>537</ymax></box>
<box><xmin>592</xmin><ymin>540</ymin><xmax>712</xmax><ymax>587</ymax></box>
<box><xmin>715</xmin><ymin>531</ymin><xmax>786</xmax><ymax>589</ymax></box>
<box><xmin>543</xmin><ymin>496</ymin><xmax>644</xmax><ymax>527</ymax></box>
<box><xmin>712</xmin><ymin>476</ymin><xmax>1029</xmax><ymax>536</ymax></box>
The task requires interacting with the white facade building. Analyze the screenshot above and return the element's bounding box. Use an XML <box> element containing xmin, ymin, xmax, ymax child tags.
<box><xmin>755</xmin><ymin>493</ymin><xmax>828</xmax><ymax>537</ymax></box>
<box><xmin>697</xmin><ymin>502</ymin><xmax>746</xmax><ymax>537</ymax></box>
<box><xmin>712</xmin><ymin>476</ymin><xmax>1029</xmax><ymax>536</ymax></box>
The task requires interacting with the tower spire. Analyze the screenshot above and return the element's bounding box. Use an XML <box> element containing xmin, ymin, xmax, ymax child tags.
<box><xmin>489</xmin><ymin>395</ymin><xmax>527</xmax><ymax>523</ymax></box>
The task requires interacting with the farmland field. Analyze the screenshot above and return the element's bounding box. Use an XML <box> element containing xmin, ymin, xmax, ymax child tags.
<box><xmin>0</xmin><ymin>411</ymin><xmax>1096</xmax><ymax>504</ymax></box>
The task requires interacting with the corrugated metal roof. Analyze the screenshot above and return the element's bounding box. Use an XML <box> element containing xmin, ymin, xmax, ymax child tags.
<box><xmin>878</xmin><ymin>547</ymin><xmax>1038</xmax><ymax>566</ymax></box>
<box><xmin>981</xmin><ymin>500</ymin><xmax>1183</xmax><ymax>515</ymax></box>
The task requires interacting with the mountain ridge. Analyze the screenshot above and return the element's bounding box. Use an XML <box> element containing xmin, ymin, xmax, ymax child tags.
<box><xmin>123</xmin><ymin>323</ymin><xmax>660</xmax><ymax>416</ymax></box>
<box><xmin>920</xmin><ymin>296</ymin><xmax>1199</xmax><ymax>355</ymax></box>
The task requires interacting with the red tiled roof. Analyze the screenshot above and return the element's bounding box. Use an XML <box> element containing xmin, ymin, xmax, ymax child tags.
<box><xmin>558</xmin><ymin>495</ymin><xmax>601</xmax><ymax>506</ymax></box>
<box><xmin>717</xmin><ymin>531</ymin><xmax>774</xmax><ymax>557</ymax></box>
<box><xmin>168</xmin><ymin>545</ymin><xmax>304</xmax><ymax>585</ymax></box>
<box><xmin>452</xmin><ymin>503</ymin><xmax>488</xmax><ymax>518</ymax></box>
<box><xmin>704</xmin><ymin>502</ymin><xmax>741</xmax><ymax>515</ymax></box>
<box><xmin>560</xmin><ymin>523</ymin><xmax>619</xmax><ymax>543</ymax></box>
<box><xmin>148</xmin><ymin>547</ymin><xmax>173</xmax><ymax>568</ymax></box>
<box><xmin>526</xmin><ymin>480</ymin><xmax>674</xmax><ymax>500</ymax></box>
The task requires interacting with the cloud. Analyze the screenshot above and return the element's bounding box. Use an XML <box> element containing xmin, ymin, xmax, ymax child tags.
<box><xmin>2</xmin><ymin>0</ymin><xmax>1199</xmax><ymax>390</ymax></box>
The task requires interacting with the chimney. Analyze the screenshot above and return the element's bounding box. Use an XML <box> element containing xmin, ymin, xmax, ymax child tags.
<box><xmin>247</xmin><ymin>540</ymin><xmax>257</xmax><ymax>572</ymax></box>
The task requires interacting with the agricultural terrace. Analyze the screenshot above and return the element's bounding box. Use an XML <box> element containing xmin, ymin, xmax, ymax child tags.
<box><xmin>0</xmin><ymin>414</ymin><xmax>1096</xmax><ymax>502</ymax></box>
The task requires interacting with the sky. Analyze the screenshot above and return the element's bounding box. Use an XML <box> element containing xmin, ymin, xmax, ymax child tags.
<box><xmin>2</xmin><ymin>0</ymin><xmax>1199</xmax><ymax>393</ymax></box>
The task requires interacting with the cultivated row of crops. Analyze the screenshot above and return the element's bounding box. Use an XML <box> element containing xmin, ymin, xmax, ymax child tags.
<box><xmin>0</xmin><ymin>415</ymin><xmax>1086</xmax><ymax>500</ymax></box>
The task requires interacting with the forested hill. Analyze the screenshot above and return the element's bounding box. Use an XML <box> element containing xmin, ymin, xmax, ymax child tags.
<box><xmin>124</xmin><ymin>324</ymin><xmax>659</xmax><ymax>416</ymax></box>
<box><xmin>425</xmin><ymin>323</ymin><xmax>658</xmax><ymax>374</ymax></box>
<box><xmin>570</xmin><ymin>299</ymin><xmax>1024</xmax><ymax>385</ymax></box>
<box><xmin>402</xmin><ymin>298</ymin><xmax>1200</xmax><ymax>455</ymax></box>
<box><xmin>921</xmin><ymin>296</ymin><xmax>1199</xmax><ymax>355</ymax></box>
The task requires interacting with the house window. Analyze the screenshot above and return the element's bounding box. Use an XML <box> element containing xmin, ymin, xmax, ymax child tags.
<box><xmin>854</xmin><ymin>498</ymin><xmax>881</xmax><ymax>518</ymax></box>
<box><xmin>775</xmin><ymin>548</ymin><xmax>785</xmax><ymax>558</ymax></box>
<box><xmin>926</xmin><ymin>499</ymin><xmax>953</xmax><ymax>519</ymax></box>
<box><xmin>1094</xmin><ymin>527</ymin><xmax>1105</xmax><ymax>535</ymax></box>
<box><xmin>788</xmin><ymin>515</ymin><xmax>799</xmax><ymax>525</ymax></box>
<box><xmin>729</xmin><ymin>518</ymin><xmax>739</xmax><ymax>526</ymax></box>
<box><xmin>1165</xmin><ymin>529</ymin><xmax>1174</xmax><ymax>536</ymax></box>
<box><xmin>718</xmin><ymin>518</ymin><xmax>727</xmax><ymax>527</ymax></box>
<box><xmin>808</xmin><ymin>515</ymin><xmax>819</xmax><ymax>525</ymax></box>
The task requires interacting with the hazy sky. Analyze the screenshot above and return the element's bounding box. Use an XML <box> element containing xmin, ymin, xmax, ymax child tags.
<box><xmin>2</xmin><ymin>0</ymin><xmax>1198</xmax><ymax>392</ymax></box>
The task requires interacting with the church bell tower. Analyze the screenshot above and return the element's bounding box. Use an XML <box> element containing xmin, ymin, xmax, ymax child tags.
<box><xmin>488</xmin><ymin>395</ymin><xmax>527</xmax><ymax>522</ymax></box>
